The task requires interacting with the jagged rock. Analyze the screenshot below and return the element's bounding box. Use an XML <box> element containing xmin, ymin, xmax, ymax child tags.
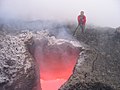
<box><xmin>60</xmin><ymin>28</ymin><xmax>120</xmax><ymax>90</ymax></box>
<box><xmin>0</xmin><ymin>30</ymin><xmax>39</xmax><ymax>90</ymax></box>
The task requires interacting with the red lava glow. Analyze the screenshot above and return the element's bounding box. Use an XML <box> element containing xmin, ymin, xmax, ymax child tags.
<box><xmin>34</xmin><ymin>39</ymin><xmax>80</xmax><ymax>90</ymax></box>
<box><xmin>40</xmin><ymin>79</ymin><xmax>66</xmax><ymax>90</ymax></box>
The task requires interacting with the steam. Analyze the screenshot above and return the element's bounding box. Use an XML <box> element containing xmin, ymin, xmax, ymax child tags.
<box><xmin>33</xmin><ymin>36</ymin><xmax>81</xmax><ymax>80</ymax></box>
<box><xmin>0</xmin><ymin>0</ymin><xmax>120</xmax><ymax>27</ymax></box>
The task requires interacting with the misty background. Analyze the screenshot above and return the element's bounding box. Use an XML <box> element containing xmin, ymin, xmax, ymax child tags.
<box><xmin>0</xmin><ymin>0</ymin><xmax>120</xmax><ymax>28</ymax></box>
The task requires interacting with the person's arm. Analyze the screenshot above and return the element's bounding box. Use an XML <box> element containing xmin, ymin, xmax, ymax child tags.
<box><xmin>77</xmin><ymin>16</ymin><xmax>80</xmax><ymax>25</ymax></box>
<box><xmin>83</xmin><ymin>16</ymin><xmax>86</xmax><ymax>25</ymax></box>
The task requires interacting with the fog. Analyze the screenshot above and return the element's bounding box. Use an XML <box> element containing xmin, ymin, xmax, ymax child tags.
<box><xmin>0</xmin><ymin>0</ymin><xmax>120</xmax><ymax>27</ymax></box>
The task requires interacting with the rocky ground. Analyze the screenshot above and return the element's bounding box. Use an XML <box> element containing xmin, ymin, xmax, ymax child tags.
<box><xmin>0</xmin><ymin>27</ymin><xmax>40</xmax><ymax>90</ymax></box>
<box><xmin>0</xmin><ymin>20</ymin><xmax>120</xmax><ymax>90</ymax></box>
<box><xmin>60</xmin><ymin>27</ymin><xmax>120</xmax><ymax>90</ymax></box>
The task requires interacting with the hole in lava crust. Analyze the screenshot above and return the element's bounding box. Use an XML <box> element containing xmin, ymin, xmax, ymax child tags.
<box><xmin>27</xmin><ymin>37</ymin><xmax>81</xmax><ymax>90</ymax></box>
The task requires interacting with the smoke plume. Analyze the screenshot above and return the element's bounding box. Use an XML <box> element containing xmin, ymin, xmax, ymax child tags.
<box><xmin>0</xmin><ymin>0</ymin><xmax>120</xmax><ymax>27</ymax></box>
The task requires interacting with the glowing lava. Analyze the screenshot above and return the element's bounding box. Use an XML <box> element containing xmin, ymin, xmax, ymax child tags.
<box><xmin>32</xmin><ymin>38</ymin><xmax>81</xmax><ymax>90</ymax></box>
<box><xmin>40</xmin><ymin>79</ymin><xmax>66</xmax><ymax>90</ymax></box>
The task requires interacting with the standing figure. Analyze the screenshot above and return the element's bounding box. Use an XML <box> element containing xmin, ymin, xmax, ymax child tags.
<box><xmin>78</xmin><ymin>11</ymin><xmax>86</xmax><ymax>33</ymax></box>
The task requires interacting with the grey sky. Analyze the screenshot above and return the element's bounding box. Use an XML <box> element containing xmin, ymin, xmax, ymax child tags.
<box><xmin>0</xmin><ymin>0</ymin><xmax>120</xmax><ymax>27</ymax></box>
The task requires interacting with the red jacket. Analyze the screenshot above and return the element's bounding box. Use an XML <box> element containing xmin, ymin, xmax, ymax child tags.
<box><xmin>78</xmin><ymin>15</ymin><xmax>86</xmax><ymax>25</ymax></box>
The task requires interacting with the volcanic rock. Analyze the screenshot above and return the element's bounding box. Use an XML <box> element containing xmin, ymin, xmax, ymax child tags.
<box><xmin>1</xmin><ymin>21</ymin><xmax>120</xmax><ymax>90</ymax></box>
<box><xmin>0</xmin><ymin>30</ymin><xmax>40</xmax><ymax>90</ymax></box>
<box><xmin>60</xmin><ymin>27</ymin><xmax>120</xmax><ymax>90</ymax></box>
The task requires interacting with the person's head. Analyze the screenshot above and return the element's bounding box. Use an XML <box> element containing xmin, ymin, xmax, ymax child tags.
<box><xmin>80</xmin><ymin>11</ymin><xmax>84</xmax><ymax>16</ymax></box>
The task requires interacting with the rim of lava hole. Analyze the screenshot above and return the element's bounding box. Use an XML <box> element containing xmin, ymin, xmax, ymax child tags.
<box><xmin>27</xmin><ymin>36</ymin><xmax>82</xmax><ymax>80</ymax></box>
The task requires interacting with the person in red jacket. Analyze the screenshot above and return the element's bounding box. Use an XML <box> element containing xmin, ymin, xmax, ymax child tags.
<box><xmin>77</xmin><ymin>11</ymin><xmax>86</xmax><ymax>33</ymax></box>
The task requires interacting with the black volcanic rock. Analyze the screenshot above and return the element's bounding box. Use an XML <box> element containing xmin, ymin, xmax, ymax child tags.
<box><xmin>0</xmin><ymin>29</ymin><xmax>39</xmax><ymax>90</ymax></box>
<box><xmin>60</xmin><ymin>27</ymin><xmax>120</xmax><ymax>90</ymax></box>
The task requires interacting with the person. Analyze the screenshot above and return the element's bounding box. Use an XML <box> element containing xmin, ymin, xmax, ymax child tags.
<box><xmin>77</xmin><ymin>11</ymin><xmax>86</xmax><ymax>33</ymax></box>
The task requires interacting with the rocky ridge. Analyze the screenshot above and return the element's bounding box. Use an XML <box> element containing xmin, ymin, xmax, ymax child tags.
<box><xmin>60</xmin><ymin>27</ymin><xmax>120</xmax><ymax>90</ymax></box>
